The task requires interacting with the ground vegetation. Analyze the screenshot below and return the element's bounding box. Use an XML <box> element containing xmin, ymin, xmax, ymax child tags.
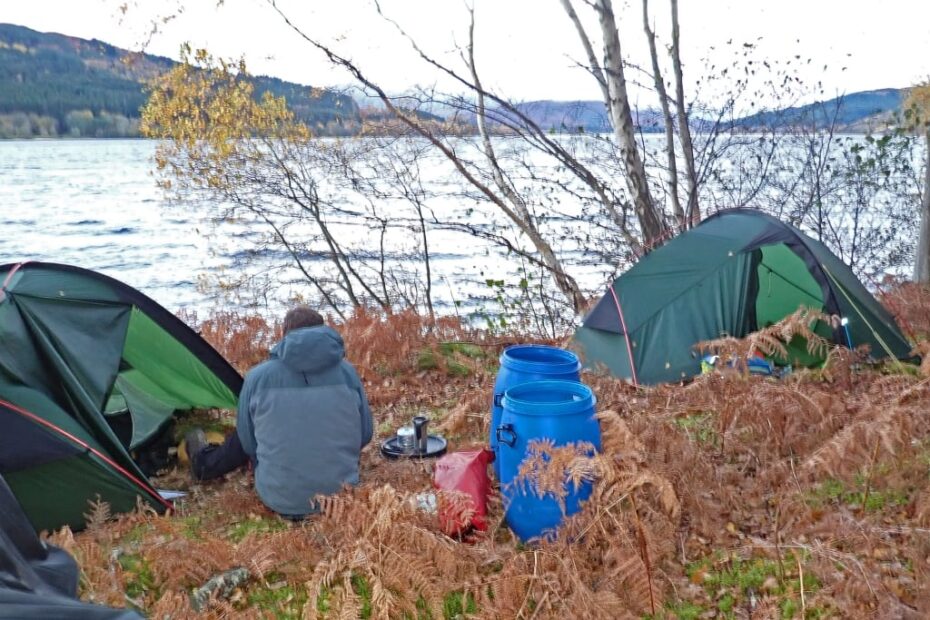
<box><xmin>54</xmin><ymin>284</ymin><xmax>930</xmax><ymax>618</ymax></box>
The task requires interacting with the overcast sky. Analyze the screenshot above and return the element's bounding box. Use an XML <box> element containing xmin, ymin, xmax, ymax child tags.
<box><xmin>3</xmin><ymin>0</ymin><xmax>930</xmax><ymax>106</ymax></box>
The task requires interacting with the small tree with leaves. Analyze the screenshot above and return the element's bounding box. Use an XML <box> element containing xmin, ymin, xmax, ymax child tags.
<box><xmin>142</xmin><ymin>46</ymin><xmax>435</xmax><ymax>316</ymax></box>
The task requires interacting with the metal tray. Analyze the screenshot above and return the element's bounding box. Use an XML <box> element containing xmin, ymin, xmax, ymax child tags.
<box><xmin>380</xmin><ymin>434</ymin><xmax>448</xmax><ymax>459</ymax></box>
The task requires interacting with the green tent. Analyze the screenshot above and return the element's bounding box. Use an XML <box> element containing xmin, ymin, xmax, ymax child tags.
<box><xmin>0</xmin><ymin>262</ymin><xmax>242</xmax><ymax>532</ymax></box>
<box><xmin>575</xmin><ymin>209</ymin><xmax>912</xmax><ymax>384</ymax></box>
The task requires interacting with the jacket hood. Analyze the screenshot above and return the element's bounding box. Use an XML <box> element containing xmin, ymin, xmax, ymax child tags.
<box><xmin>271</xmin><ymin>325</ymin><xmax>345</xmax><ymax>373</ymax></box>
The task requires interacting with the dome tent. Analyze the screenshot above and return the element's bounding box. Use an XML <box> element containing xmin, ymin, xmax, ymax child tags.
<box><xmin>0</xmin><ymin>261</ymin><xmax>242</xmax><ymax>532</ymax></box>
<box><xmin>574</xmin><ymin>209</ymin><xmax>912</xmax><ymax>384</ymax></box>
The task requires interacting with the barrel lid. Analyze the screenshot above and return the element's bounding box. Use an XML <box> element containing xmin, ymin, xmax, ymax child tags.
<box><xmin>500</xmin><ymin>345</ymin><xmax>581</xmax><ymax>375</ymax></box>
<box><xmin>502</xmin><ymin>380</ymin><xmax>596</xmax><ymax>416</ymax></box>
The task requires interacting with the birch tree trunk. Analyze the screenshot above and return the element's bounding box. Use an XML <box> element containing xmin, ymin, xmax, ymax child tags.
<box><xmin>915</xmin><ymin>130</ymin><xmax>930</xmax><ymax>283</ymax></box>
<box><xmin>590</xmin><ymin>0</ymin><xmax>668</xmax><ymax>243</ymax></box>
<box><xmin>465</xmin><ymin>15</ymin><xmax>587</xmax><ymax>311</ymax></box>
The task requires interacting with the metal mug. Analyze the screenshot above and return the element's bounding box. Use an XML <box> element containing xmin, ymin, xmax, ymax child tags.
<box><xmin>412</xmin><ymin>415</ymin><xmax>429</xmax><ymax>455</ymax></box>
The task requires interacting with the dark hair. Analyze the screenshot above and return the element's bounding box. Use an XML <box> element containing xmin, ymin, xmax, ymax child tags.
<box><xmin>282</xmin><ymin>306</ymin><xmax>324</xmax><ymax>334</ymax></box>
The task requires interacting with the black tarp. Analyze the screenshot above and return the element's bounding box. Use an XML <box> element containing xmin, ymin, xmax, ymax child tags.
<box><xmin>0</xmin><ymin>473</ymin><xmax>142</xmax><ymax>619</ymax></box>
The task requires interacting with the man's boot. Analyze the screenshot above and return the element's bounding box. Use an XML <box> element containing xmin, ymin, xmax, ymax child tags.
<box><xmin>185</xmin><ymin>428</ymin><xmax>208</xmax><ymax>479</ymax></box>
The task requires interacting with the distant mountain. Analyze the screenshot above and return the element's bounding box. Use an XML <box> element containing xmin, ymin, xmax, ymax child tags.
<box><xmin>0</xmin><ymin>21</ymin><xmax>907</xmax><ymax>140</ymax></box>
<box><xmin>502</xmin><ymin>100</ymin><xmax>668</xmax><ymax>133</ymax></box>
<box><xmin>511</xmin><ymin>101</ymin><xmax>610</xmax><ymax>133</ymax></box>
<box><xmin>0</xmin><ymin>23</ymin><xmax>360</xmax><ymax>138</ymax></box>
<box><xmin>446</xmin><ymin>100</ymin><xmax>665</xmax><ymax>134</ymax></box>
<box><xmin>495</xmin><ymin>89</ymin><xmax>906</xmax><ymax>135</ymax></box>
<box><xmin>731</xmin><ymin>88</ymin><xmax>905</xmax><ymax>132</ymax></box>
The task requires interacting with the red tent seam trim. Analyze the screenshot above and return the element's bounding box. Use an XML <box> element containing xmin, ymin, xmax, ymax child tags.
<box><xmin>0</xmin><ymin>260</ymin><xmax>29</xmax><ymax>303</ymax></box>
<box><xmin>0</xmin><ymin>398</ymin><xmax>172</xmax><ymax>511</ymax></box>
<box><xmin>608</xmin><ymin>286</ymin><xmax>639</xmax><ymax>387</ymax></box>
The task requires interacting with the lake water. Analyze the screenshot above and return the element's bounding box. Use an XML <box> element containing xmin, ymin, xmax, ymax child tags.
<box><xmin>2</xmin><ymin>136</ymin><xmax>920</xmax><ymax>320</ymax></box>
<box><xmin>1</xmin><ymin>140</ymin><xmax>222</xmax><ymax>310</ymax></box>
<box><xmin>0</xmin><ymin>139</ymin><xmax>611</xmax><ymax>317</ymax></box>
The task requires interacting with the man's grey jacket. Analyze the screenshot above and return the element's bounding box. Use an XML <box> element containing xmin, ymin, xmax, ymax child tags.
<box><xmin>236</xmin><ymin>325</ymin><xmax>373</xmax><ymax>516</ymax></box>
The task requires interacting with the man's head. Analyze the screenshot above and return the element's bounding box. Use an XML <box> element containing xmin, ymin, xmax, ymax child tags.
<box><xmin>282</xmin><ymin>305</ymin><xmax>324</xmax><ymax>335</ymax></box>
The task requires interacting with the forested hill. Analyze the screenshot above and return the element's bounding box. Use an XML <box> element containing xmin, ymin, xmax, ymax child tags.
<box><xmin>0</xmin><ymin>23</ymin><xmax>361</xmax><ymax>138</ymax></box>
<box><xmin>512</xmin><ymin>89</ymin><xmax>906</xmax><ymax>134</ymax></box>
<box><xmin>730</xmin><ymin>88</ymin><xmax>905</xmax><ymax>132</ymax></box>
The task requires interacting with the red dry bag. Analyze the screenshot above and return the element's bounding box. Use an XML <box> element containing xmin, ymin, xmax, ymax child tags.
<box><xmin>433</xmin><ymin>448</ymin><xmax>494</xmax><ymax>538</ymax></box>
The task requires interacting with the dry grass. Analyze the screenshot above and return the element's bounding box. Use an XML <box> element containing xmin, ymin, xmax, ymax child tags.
<box><xmin>54</xmin><ymin>293</ymin><xmax>930</xmax><ymax>619</ymax></box>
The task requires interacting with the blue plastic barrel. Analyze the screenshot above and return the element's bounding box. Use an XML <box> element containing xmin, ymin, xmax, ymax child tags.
<box><xmin>497</xmin><ymin>380</ymin><xmax>600</xmax><ymax>542</ymax></box>
<box><xmin>490</xmin><ymin>345</ymin><xmax>581</xmax><ymax>479</ymax></box>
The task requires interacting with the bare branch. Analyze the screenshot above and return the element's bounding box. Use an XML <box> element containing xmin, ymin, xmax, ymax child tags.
<box><xmin>558</xmin><ymin>0</ymin><xmax>610</xmax><ymax>103</ymax></box>
<box><xmin>642</xmin><ymin>0</ymin><xmax>684</xmax><ymax>226</ymax></box>
<box><xmin>670</xmin><ymin>0</ymin><xmax>699</xmax><ymax>224</ymax></box>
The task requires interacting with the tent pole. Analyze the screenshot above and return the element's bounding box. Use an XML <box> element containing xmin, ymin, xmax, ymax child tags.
<box><xmin>0</xmin><ymin>260</ymin><xmax>30</xmax><ymax>303</ymax></box>
<box><xmin>608</xmin><ymin>286</ymin><xmax>639</xmax><ymax>386</ymax></box>
<box><xmin>0</xmin><ymin>398</ymin><xmax>173</xmax><ymax>512</ymax></box>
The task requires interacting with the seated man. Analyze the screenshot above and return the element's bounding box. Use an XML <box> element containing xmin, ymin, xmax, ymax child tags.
<box><xmin>186</xmin><ymin>306</ymin><xmax>373</xmax><ymax>518</ymax></box>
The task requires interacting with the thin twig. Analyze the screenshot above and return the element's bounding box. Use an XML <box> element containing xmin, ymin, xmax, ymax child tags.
<box><xmin>773</xmin><ymin>500</ymin><xmax>785</xmax><ymax>583</ymax></box>
<box><xmin>575</xmin><ymin>492</ymin><xmax>630</xmax><ymax>540</ymax></box>
<box><xmin>630</xmin><ymin>493</ymin><xmax>656</xmax><ymax>616</ymax></box>
<box><xmin>860</xmin><ymin>438</ymin><xmax>881</xmax><ymax>514</ymax></box>
<box><xmin>527</xmin><ymin>590</ymin><xmax>550</xmax><ymax>620</ymax></box>
<box><xmin>797</xmin><ymin>554</ymin><xmax>806</xmax><ymax>615</ymax></box>
<box><xmin>515</xmin><ymin>550</ymin><xmax>539</xmax><ymax>619</ymax></box>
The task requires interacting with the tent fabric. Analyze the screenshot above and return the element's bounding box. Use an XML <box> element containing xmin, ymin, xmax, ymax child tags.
<box><xmin>576</xmin><ymin>209</ymin><xmax>913</xmax><ymax>384</ymax></box>
<box><xmin>111</xmin><ymin>373</ymin><xmax>178</xmax><ymax>450</ymax></box>
<box><xmin>0</xmin><ymin>473</ymin><xmax>143</xmax><ymax>619</ymax></box>
<box><xmin>0</xmin><ymin>402</ymin><xmax>81</xmax><ymax>472</ymax></box>
<box><xmin>0</xmin><ymin>388</ymin><xmax>169</xmax><ymax>533</ymax></box>
<box><xmin>0</xmin><ymin>261</ymin><xmax>242</xmax><ymax>532</ymax></box>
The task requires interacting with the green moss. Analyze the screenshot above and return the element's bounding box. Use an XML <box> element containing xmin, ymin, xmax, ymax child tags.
<box><xmin>878</xmin><ymin>360</ymin><xmax>920</xmax><ymax>376</ymax></box>
<box><xmin>226</xmin><ymin>514</ymin><xmax>289</xmax><ymax>543</ymax></box>
<box><xmin>351</xmin><ymin>573</ymin><xmax>372</xmax><ymax>619</ymax></box>
<box><xmin>121</xmin><ymin>523</ymin><xmax>153</xmax><ymax>545</ymax></box>
<box><xmin>417</xmin><ymin>349</ymin><xmax>439</xmax><ymax>371</ymax></box>
<box><xmin>806</xmin><ymin>477</ymin><xmax>910</xmax><ymax>512</ymax></box>
<box><xmin>779</xmin><ymin>597</ymin><xmax>828</xmax><ymax>619</ymax></box>
<box><xmin>445</xmin><ymin>360</ymin><xmax>471</xmax><ymax>378</ymax></box>
<box><xmin>180</xmin><ymin>516</ymin><xmax>202</xmax><ymax>540</ymax></box>
<box><xmin>246</xmin><ymin>580</ymin><xmax>308</xmax><ymax>619</ymax></box>
<box><xmin>659</xmin><ymin>600</ymin><xmax>707</xmax><ymax>620</ymax></box>
<box><xmin>442</xmin><ymin>591</ymin><xmax>478</xmax><ymax>618</ymax></box>
<box><xmin>673</xmin><ymin>412</ymin><xmax>718</xmax><ymax>446</ymax></box>
<box><xmin>737</xmin><ymin>558</ymin><xmax>779</xmax><ymax>591</ymax></box>
<box><xmin>717</xmin><ymin>593</ymin><xmax>735</xmax><ymax>614</ymax></box>
<box><xmin>316</xmin><ymin>586</ymin><xmax>331</xmax><ymax>613</ymax></box>
<box><xmin>819</xmin><ymin>478</ymin><xmax>845</xmax><ymax>501</ymax></box>
<box><xmin>780</xmin><ymin>598</ymin><xmax>798</xmax><ymax>619</ymax></box>
<box><xmin>687</xmin><ymin>552</ymin><xmax>823</xmax><ymax>620</ymax></box>
<box><xmin>118</xmin><ymin>553</ymin><xmax>157</xmax><ymax>600</ymax></box>
<box><xmin>439</xmin><ymin>342</ymin><xmax>485</xmax><ymax>359</ymax></box>
<box><xmin>401</xmin><ymin>591</ymin><xmax>479</xmax><ymax>619</ymax></box>
<box><xmin>416</xmin><ymin>347</ymin><xmax>472</xmax><ymax>377</ymax></box>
